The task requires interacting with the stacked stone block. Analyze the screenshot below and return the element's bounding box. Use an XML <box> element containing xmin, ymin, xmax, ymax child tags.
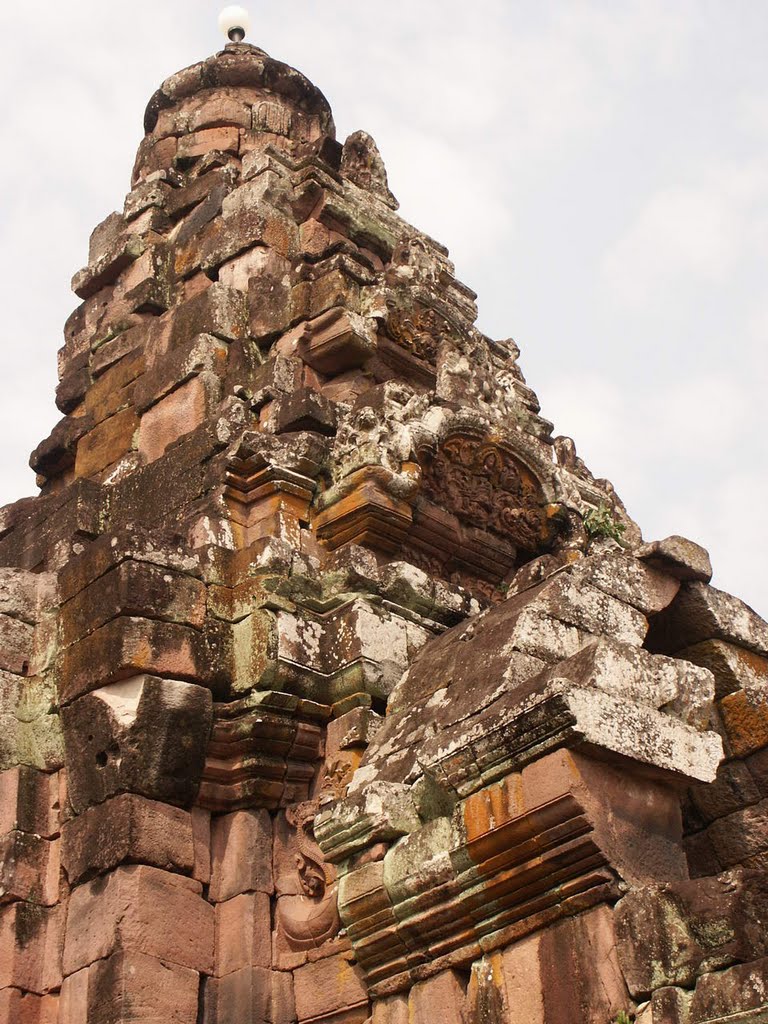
<box><xmin>0</xmin><ymin>38</ymin><xmax>765</xmax><ymax>1024</ymax></box>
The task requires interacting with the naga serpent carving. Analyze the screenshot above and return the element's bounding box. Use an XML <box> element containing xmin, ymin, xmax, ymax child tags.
<box><xmin>278</xmin><ymin>801</ymin><xmax>341</xmax><ymax>950</ymax></box>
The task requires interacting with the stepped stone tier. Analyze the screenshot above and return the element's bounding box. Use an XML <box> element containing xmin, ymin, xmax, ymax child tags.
<box><xmin>0</xmin><ymin>38</ymin><xmax>767</xmax><ymax>1024</ymax></box>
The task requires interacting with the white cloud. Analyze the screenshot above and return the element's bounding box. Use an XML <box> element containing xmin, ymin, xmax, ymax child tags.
<box><xmin>601</xmin><ymin>158</ymin><xmax>768</xmax><ymax>305</ymax></box>
<box><xmin>602</xmin><ymin>186</ymin><xmax>741</xmax><ymax>302</ymax></box>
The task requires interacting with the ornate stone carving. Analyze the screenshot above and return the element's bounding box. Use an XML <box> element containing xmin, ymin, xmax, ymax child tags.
<box><xmin>418</xmin><ymin>433</ymin><xmax>559</xmax><ymax>554</ymax></box>
<box><xmin>285</xmin><ymin>801</ymin><xmax>334</xmax><ymax>899</ymax></box>
<box><xmin>341</xmin><ymin>130</ymin><xmax>398</xmax><ymax>209</ymax></box>
<box><xmin>275</xmin><ymin>801</ymin><xmax>341</xmax><ymax>957</ymax></box>
<box><xmin>320</xmin><ymin>754</ymin><xmax>358</xmax><ymax>802</ymax></box>
<box><xmin>384</xmin><ymin>305</ymin><xmax>442</xmax><ymax>363</ymax></box>
<box><xmin>254</xmin><ymin>100</ymin><xmax>292</xmax><ymax>137</ymax></box>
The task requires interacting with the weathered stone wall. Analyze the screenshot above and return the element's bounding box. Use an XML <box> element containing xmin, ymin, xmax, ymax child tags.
<box><xmin>0</xmin><ymin>39</ymin><xmax>766</xmax><ymax>1024</ymax></box>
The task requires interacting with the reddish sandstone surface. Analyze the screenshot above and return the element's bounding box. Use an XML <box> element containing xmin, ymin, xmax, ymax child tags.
<box><xmin>0</xmin><ymin>39</ymin><xmax>766</xmax><ymax>1024</ymax></box>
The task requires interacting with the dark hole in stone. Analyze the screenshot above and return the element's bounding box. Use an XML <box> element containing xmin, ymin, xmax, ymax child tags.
<box><xmin>95</xmin><ymin>751</ymin><xmax>108</xmax><ymax>768</ymax></box>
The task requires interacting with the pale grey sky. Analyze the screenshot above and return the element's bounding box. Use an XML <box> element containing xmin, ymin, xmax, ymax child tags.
<box><xmin>0</xmin><ymin>2</ymin><xmax>765</xmax><ymax>614</ymax></box>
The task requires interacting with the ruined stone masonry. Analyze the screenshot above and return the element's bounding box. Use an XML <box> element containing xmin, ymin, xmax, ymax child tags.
<box><xmin>0</xmin><ymin>38</ymin><xmax>766</xmax><ymax>1024</ymax></box>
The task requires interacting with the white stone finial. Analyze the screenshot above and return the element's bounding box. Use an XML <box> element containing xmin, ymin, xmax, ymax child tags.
<box><xmin>219</xmin><ymin>5</ymin><xmax>250</xmax><ymax>43</ymax></box>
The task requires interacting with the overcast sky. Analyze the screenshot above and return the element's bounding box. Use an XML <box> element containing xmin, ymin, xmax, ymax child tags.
<box><xmin>0</xmin><ymin>2</ymin><xmax>765</xmax><ymax>615</ymax></box>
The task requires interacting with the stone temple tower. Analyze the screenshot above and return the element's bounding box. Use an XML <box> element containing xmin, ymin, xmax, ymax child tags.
<box><xmin>1</xmin><ymin>31</ymin><xmax>767</xmax><ymax>1024</ymax></box>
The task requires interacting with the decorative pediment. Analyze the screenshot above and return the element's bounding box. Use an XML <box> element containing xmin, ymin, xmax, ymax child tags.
<box><xmin>418</xmin><ymin>431</ymin><xmax>558</xmax><ymax>554</ymax></box>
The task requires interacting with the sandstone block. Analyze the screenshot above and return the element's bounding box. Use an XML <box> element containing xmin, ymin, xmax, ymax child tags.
<box><xmin>165</xmin><ymin>165</ymin><xmax>236</xmax><ymax>219</ymax></box>
<box><xmin>88</xmin><ymin>210</ymin><xmax>125</xmax><ymax>265</ymax></box>
<box><xmin>0</xmin><ymin>830</ymin><xmax>60</xmax><ymax>906</ymax></box>
<box><xmin>679</xmin><ymin>639</ymin><xmax>768</xmax><ymax>698</ymax></box>
<box><xmin>227</xmin><ymin>254</ymin><xmax>288</xmax><ymax>332</ymax></box>
<box><xmin>687</xmin><ymin>759</ymin><xmax>761</xmax><ymax>826</ymax></box>
<box><xmin>638</xmin><ymin>536</ymin><xmax>713</xmax><ymax>583</ymax></box>
<box><xmin>650</xmin><ymin>986</ymin><xmax>691</xmax><ymax>1024</ymax></box>
<box><xmin>409</xmin><ymin>970</ymin><xmax>466</xmax><ymax>1024</ymax></box>
<box><xmin>719</xmin><ymin>685</ymin><xmax>768</xmax><ymax>758</ymax></box>
<box><xmin>138</xmin><ymin>374</ymin><xmax>214</xmax><ymax>462</ymax></box>
<box><xmin>337</xmin><ymin>859</ymin><xmax>392</xmax><ymax>931</ymax></box>
<box><xmin>209</xmin><ymin>809</ymin><xmax>273</xmax><ymax>902</ymax></box>
<box><xmin>325</xmin><ymin>601</ymin><xmax>410</xmax><ymax>698</ymax></box>
<box><xmin>177</xmin><ymin>126</ymin><xmax>240</xmax><ymax>161</ymax></box>
<box><xmin>73</xmin><ymin>233</ymin><xmax>146</xmax><ymax>300</ymax></box>
<box><xmin>63</xmin><ymin>864</ymin><xmax>213</xmax><ymax>975</ymax></box>
<box><xmin>706</xmin><ymin>799</ymin><xmax>768</xmax><ymax>868</ymax></box>
<box><xmin>58</xmin><ymin>523</ymin><xmax>203</xmax><ymax>604</ymax></box>
<box><xmin>0</xmin><ymin>988</ymin><xmax>58</xmax><ymax>1024</ymax></box>
<box><xmin>264</xmin><ymin>387</ymin><xmax>338</xmax><ymax>437</ymax></box>
<box><xmin>383</xmin><ymin>817</ymin><xmax>456</xmax><ymax>905</ymax></box>
<box><xmin>650</xmin><ymin>581</ymin><xmax>768</xmax><ymax>657</ymax></box>
<box><xmin>543</xmin><ymin>637</ymin><xmax>715</xmax><ymax>728</ymax></box>
<box><xmin>59</xmin><ymin>966</ymin><xmax>89</xmax><ymax>1024</ymax></box>
<box><xmin>315</xmin><ymin>782</ymin><xmax>421</xmax><ymax>864</ymax></box>
<box><xmin>409</xmin><ymin>671</ymin><xmax>723</xmax><ymax>801</ymax></box>
<box><xmin>58</xmin><ymin>616</ymin><xmax>217</xmax><ymax>703</ymax></box>
<box><xmin>293</xmin><ymin>953</ymin><xmax>369</xmax><ymax>1023</ymax></box>
<box><xmin>83</xmin><ymin>348</ymin><xmax>145</xmax><ymax>425</ymax></box>
<box><xmin>548</xmin><ymin>686</ymin><xmax>721</xmax><ymax>783</ymax></box>
<box><xmin>134</xmin><ymin>135</ymin><xmax>178</xmax><ymax>182</ymax></box>
<box><xmin>500</xmin><ymin>607</ymin><xmax>591</xmax><ymax>664</ymax></box>
<box><xmin>687</xmin><ymin>956</ymin><xmax>768</xmax><ymax>1023</ymax></box>
<box><xmin>215</xmin><ymin>892</ymin><xmax>271</xmax><ymax>976</ymax></box>
<box><xmin>372</xmin><ymin>993</ymin><xmax>409</xmax><ymax>1024</ymax></box>
<box><xmin>684</xmin><ymin>830</ymin><xmax>723</xmax><ymax>879</ymax></box>
<box><xmin>0</xmin><ymin>903</ymin><xmax>63</xmax><ymax>994</ymax></box>
<box><xmin>305</xmin><ymin>267</ymin><xmax>366</xmax><ymax>320</ymax></box>
<box><xmin>192</xmin><ymin>806</ymin><xmax>212</xmax><ymax>884</ymax></box>
<box><xmin>72</xmin><ymin>950</ymin><xmax>200</xmax><ymax>1024</ymax></box>
<box><xmin>0</xmin><ymin>614</ymin><xmax>34</xmax><ymax>675</ymax></box>
<box><xmin>194</xmin><ymin>207</ymin><xmax>297</xmax><ymax>276</ymax></box>
<box><xmin>168</xmin><ymin>282</ymin><xmax>248</xmax><ymax>348</ymax></box>
<box><xmin>0</xmin><ymin>569</ymin><xmax>54</xmax><ymax>626</ymax></box>
<box><xmin>0</xmin><ymin>673</ymin><xmax>64</xmax><ymax>775</ymax></box>
<box><xmin>0</xmin><ymin>766</ymin><xmax>60</xmax><ymax>838</ymax></box>
<box><xmin>249</xmin><ymin>355</ymin><xmax>304</xmax><ymax>411</ymax></box>
<box><xmin>60</xmin><ymin>558</ymin><xmax>207</xmax><ymax>648</ymax></box>
<box><xmin>62</xmin><ymin>793</ymin><xmax>195</xmax><ymax>885</ymax></box>
<box><xmin>496</xmin><ymin>937</ymin><xmax>543</xmax><ymax>1023</ymax></box>
<box><xmin>519</xmin><ymin>749</ymin><xmax>687</xmax><ymax>886</ymax></box>
<box><xmin>74</xmin><ymin>406</ymin><xmax>138</xmax><ymax>479</ymax></box>
<box><xmin>187</xmin><ymin>93</ymin><xmax>253</xmax><ymax>134</ymax></box>
<box><xmin>574</xmin><ymin>549</ymin><xmax>680</xmax><ymax>615</ymax></box>
<box><xmin>298</xmin><ymin>307</ymin><xmax>377</xmax><ymax>374</ymax></box>
<box><xmin>134</xmin><ymin>332</ymin><xmax>227</xmax><ymax>414</ymax></box>
<box><xmin>615</xmin><ymin>870</ymin><xmax>768</xmax><ymax>997</ymax></box>
<box><xmin>300</xmin><ymin>218</ymin><xmax>333</xmax><ymax>258</ymax></box>
<box><xmin>61</xmin><ymin>675</ymin><xmax>212</xmax><ymax>813</ymax></box>
<box><xmin>526</xmin><ymin>575</ymin><xmax>649</xmax><ymax>647</ymax></box>
<box><xmin>326</xmin><ymin>707</ymin><xmax>383</xmax><ymax>759</ymax></box>
<box><xmin>124</xmin><ymin>179</ymin><xmax>170</xmax><ymax>221</ymax></box>
<box><xmin>204</xmin><ymin>965</ymin><xmax>295</xmax><ymax>1024</ymax></box>
<box><xmin>496</xmin><ymin>906</ymin><xmax>629</xmax><ymax>1024</ymax></box>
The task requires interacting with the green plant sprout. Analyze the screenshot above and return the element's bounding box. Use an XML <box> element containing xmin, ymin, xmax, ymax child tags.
<box><xmin>584</xmin><ymin>502</ymin><xmax>626</xmax><ymax>543</ymax></box>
